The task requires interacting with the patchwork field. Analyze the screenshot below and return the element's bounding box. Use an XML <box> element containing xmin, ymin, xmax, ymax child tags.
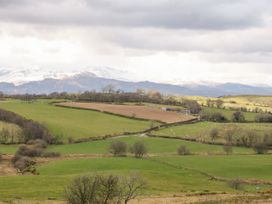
<box><xmin>0</xmin><ymin>99</ymin><xmax>272</xmax><ymax>203</ymax></box>
<box><xmin>57</xmin><ymin>102</ymin><xmax>194</xmax><ymax>123</ymax></box>
<box><xmin>0</xmin><ymin>100</ymin><xmax>154</xmax><ymax>141</ymax></box>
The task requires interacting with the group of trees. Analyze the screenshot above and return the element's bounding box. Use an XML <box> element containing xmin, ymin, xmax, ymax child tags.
<box><xmin>109</xmin><ymin>141</ymin><xmax>147</xmax><ymax>158</ymax></box>
<box><xmin>209</xmin><ymin>126</ymin><xmax>272</xmax><ymax>154</ymax></box>
<box><xmin>65</xmin><ymin>174</ymin><xmax>146</xmax><ymax>204</ymax></box>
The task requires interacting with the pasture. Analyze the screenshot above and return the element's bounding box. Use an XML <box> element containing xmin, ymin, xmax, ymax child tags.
<box><xmin>202</xmin><ymin>107</ymin><xmax>256</xmax><ymax>121</ymax></box>
<box><xmin>47</xmin><ymin>135</ymin><xmax>253</xmax><ymax>155</ymax></box>
<box><xmin>152</xmin><ymin>121</ymin><xmax>272</xmax><ymax>144</ymax></box>
<box><xmin>57</xmin><ymin>102</ymin><xmax>194</xmax><ymax>123</ymax></box>
<box><xmin>0</xmin><ymin>100</ymin><xmax>154</xmax><ymax>141</ymax></box>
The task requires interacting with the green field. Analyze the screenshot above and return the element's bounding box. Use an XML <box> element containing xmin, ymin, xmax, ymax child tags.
<box><xmin>157</xmin><ymin>155</ymin><xmax>272</xmax><ymax>180</ymax></box>
<box><xmin>0</xmin><ymin>157</ymin><xmax>240</xmax><ymax>200</ymax></box>
<box><xmin>152</xmin><ymin>121</ymin><xmax>272</xmax><ymax>144</ymax></box>
<box><xmin>48</xmin><ymin>135</ymin><xmax>253</xmax><ymax>155</ymax></box>
<box><xmin>0</xmin><ymin>100</ymin><xmax>154</xmax><ymax>141</ymax></box>
<box><xmin>202</xmin><ymin>107</ymin><xmax>257</xmax><ymax>121</ymax></box>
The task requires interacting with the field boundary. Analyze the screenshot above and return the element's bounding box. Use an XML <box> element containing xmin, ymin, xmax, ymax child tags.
<box><xmin>148</xmin><ymin>157</ymin><xmax>272</xmax><ymax>186</ymax></box>
<box><xmin>69</xmin><ymin>118</ymin><xmax>201</xmax><ymax>143</ymax></box>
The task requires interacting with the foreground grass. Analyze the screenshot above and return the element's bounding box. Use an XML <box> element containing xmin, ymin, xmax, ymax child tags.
<box><xmin>48</xmin><ymin>135</ymin><xmax>253</xmax><ymax>155</ymax></box>
<box><xmin>152</xmin><ymin>121</ymin><xmax>272</xmax><ymax>144</ymax></box>
<box><xmin>0</xmin><ymin>100</ymin><xmax>153</xmax><ymax>141</ymax></box>
<box><xmin>0</xmin><ymin>157</ymin><xmax>233</xmax><ymax>200</ymax></box>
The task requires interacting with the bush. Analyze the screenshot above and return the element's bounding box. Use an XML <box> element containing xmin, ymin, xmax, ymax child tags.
<box><xmin>11</xmin><ymin>155</ymin><xmax>36</xmax><ymax>173</ymax></box>
<box><xmin>109</xmin><ymin>141</ymin><xmax>127</xmax><ymax>157</ymax></box>
<box><xmin>130</xmin><ymin>141</ymin><xmax>147</xmax><ymax>158</ymax></box>
<box><xmin>27</xmin><ymin>139</ymin><xmax>48</xmax><ymax>148</ymax></box>
<box><xmin>65</xmin><ymin>174</ymin><xmax>146</xmax><ymax>204</ymax></box>
<box><xmin>232</xmin><ymin>111</ymin><xmax>245</xmax><ymax>122</ymax></box>
<box><xmin>42</xmin><ymin>152</ymin><xmax>61</xmax><ymax>158</ymax></box>
<box><xmin>16</xmin><ymin>144</ymin><xmax>43</xmax><ymax>157</ymax></box>
<box><xmin>253</xmin><ymin>143</ymin><xmax>269</xmax><ymax>154</ymax></box>
<box><xmin>177</xmin><ymin>145</ymin><xmax>190</xmax><ymax>155</ymax></box>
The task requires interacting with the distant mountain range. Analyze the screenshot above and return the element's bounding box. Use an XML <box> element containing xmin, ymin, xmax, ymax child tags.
<box><xmin>0</xmin><ymin>71</ymin><xmax>272</xmax><ymax>97</ymax></box>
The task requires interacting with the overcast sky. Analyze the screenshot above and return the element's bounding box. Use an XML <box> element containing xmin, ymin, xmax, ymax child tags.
<box><xmin>0</xmin><ymin>0</ymin><xmax>272</xmax><ymax>85</ymax></box>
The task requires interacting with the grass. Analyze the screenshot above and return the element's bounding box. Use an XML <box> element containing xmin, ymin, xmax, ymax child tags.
<box><xmin>0</xmin><ymin>100</ymin><xmax>154</xmax><ymax>141</ymax></box>
<box><xmin>152</xmin><ymin>121</ymin><xmax>272</xmax><ymax>144</ymax></box>
<box><xmin>0</xmin><ymin>157</ymin><xmax>234</xmax><ymax>200</ymax></box>
<box><xmin>0</xmin><ymin>144</ymin><xmax>18</xmax><ymax>154</ymax></box>
<box><xmin>157</xmin><ymin>155</ymin><xmax>272</xmax><ymax>181</ymax></box>
<box><xmin>202</xmin><ymin>107</ymin><xmax>256</xmax><ymax>121</ymax></box>
<box><xmin>47</xmin><ymin>135</ymin><xmax>253</xmax><ymax>155</ymax></box>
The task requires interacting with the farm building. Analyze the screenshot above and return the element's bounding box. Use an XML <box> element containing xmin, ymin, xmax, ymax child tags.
<box><xmin>161</xmin><ymin>107</ymin><xmax>191</xmax><ymax>115</ymax></box>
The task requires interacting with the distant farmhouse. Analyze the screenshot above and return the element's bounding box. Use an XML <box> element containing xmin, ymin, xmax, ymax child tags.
<box><xmin>161</xmin><ymin>107</ymin><xmax>191</xmax><ymax>115</ymax></box>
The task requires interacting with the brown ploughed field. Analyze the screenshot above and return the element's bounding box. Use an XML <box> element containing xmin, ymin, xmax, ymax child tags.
<box><xmin>57</xmin><ymin>102</ymin><xmax>194</xmax><ymax>123</ymax></box>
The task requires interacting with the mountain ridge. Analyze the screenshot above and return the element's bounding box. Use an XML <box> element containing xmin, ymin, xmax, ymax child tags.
<box><xmin>0</xmin><ymin>72</ymin><xmax>272</xmax><ymax>97</ymax></box>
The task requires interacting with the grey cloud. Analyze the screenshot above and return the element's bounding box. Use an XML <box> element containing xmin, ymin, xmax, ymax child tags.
<box><xmin>0</xmin><ymin>0</ymin><xmax>270</xmax><ymax>30</ymax></box>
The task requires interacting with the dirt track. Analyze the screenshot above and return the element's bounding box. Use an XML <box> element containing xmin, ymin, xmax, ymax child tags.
<box><xmin>58</xmin><ymin>102</ymin><xmax>194</xmax><ymax>123</ymax></box>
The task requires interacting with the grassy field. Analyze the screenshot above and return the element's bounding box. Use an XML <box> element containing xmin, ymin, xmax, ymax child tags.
<box><xmin>48</xmin><ymin>135</ymin><xmax>253</xmax><ymax>155</ymax></box>
<box><xmin>152</xmin><ymin>121</ymin><xmax>272</xmax><ymax>144</ymax></box>
<box><xmin>0</xmin><ymin>100</ymin><xmax>154</xmax><ymax>141</ymax></box>
<box><xmin>0</xmin><ymin>157</ymin><xmax>239</xmax><ymax>200</ymax></box>
<box><xmin>157</xmin><ymin>155</ymin><xmax>272</xmax><ymax>180</ymax></box>
<box><xmin>202</xmin><ymin>107</ymin><xmax>256</xmax><ymax>121</ymax></box>
<box><xmin>0</xmin><ymin>144</ymin><xmax>18</xmax><ymax>154</ymax></box>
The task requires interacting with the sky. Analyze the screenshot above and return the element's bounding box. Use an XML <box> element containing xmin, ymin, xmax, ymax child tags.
<box><xmin>0</xmin><ymin>0</ymin><xmax>272</xmax><ymax>85</ymax></box>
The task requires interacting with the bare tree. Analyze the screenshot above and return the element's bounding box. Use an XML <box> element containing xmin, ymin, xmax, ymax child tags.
<box><xmin>130</xmin><ymin>142</ymin><xmax>147</xmax><ymax>158</ymax></box>
<box><xmin>109</xmin><ymin>141</ymin><xmax>127</xmax><ymax>157</ymax></box>
<box><xmin>120</xmin><ymin>174</ymin><xmax>146</xmax><ymax>204</ymax></box>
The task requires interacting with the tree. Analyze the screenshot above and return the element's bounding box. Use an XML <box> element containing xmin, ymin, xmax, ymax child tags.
<box><xmin>177</xmin><ymin>145</ymin><xmax>190</xmax><ymax>155</ymax></box>
<box><xmin>223</xmin><ymin>144</ymin><xmax>233</xmax><ymax>155</ymax></box>
<box><xmin>109</xmin><ymin>141</ymin><xmax>127</xmax><ymax>157</ymax></box>
<box><xmin>215</xmin><ymin>99</ymin><xmax>224</xmax><ymax>108</ymax></box>
<box><xmin>232</xmin><ymin>111</ymin><xmax>245</xmax><ymax>122</ymax></box>
<box><xmin>102</xmin><ymin>84</ymin><xmax>116</xmax><ymax>94</ymax></box>
<box><xmin>65</xmin><ymin>174</ymin><xmax>146</xmax><ymax>204</ymax></box>
<box><xmin>120</xmin><ymin>174</ymin><xmax>146</xmax><ymax>204</ymax></box>
<box><xmin>210</xmin><ymin>128</ymin><xmax>219</xmax><ymax>141</ymax></box>
<box><xmin>130</xmin><ymin>142</ymin><xmax>147</xmax><ymax>158</ymax></box>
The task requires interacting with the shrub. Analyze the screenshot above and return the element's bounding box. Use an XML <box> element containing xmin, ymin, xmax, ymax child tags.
<box><xmin>42</xmin><ymin>152</ymin><xmax>61</xmax><ymax>158</ymax></box>
<box><xmin>130</xmin><ymin>141</ymin><xmax>147</xmax><ymax>158</ymax></box>
<box><xmin>232</xmin><ymin>111</ymin><xmax>245</xmax><ymax>122</ymax></box>
<box><xmin>11</xmin><ymin>155</ymin><xmax>36</xmax><ymax>173</ymax></box>
<box><xmin>16</xmin><ymin>144</ymin><xmax>43</xmax><ymax>157</ymax></box>
<box><xmin>109</xmin><ymin>141</ymin><xmax>127</xmax><ymax>157</ymax></box>
<box><xmin>253</xmin><ymin>143</ymin><xmax>269</xmax><ymax>154</ymax></box>
<box><xmin>27</xmin><ymin>139</ymin><xmax>48</xmax><ymax>148</ymax></box>
<box><xmin>65</xmin><ymin>174</ymin><xmax>146</xmax><ymax>204</ymax></box>
<box><xmin>177</xmin><ymin>145</ymin><xmax>190</xmax><ymax>155</ymax></box>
